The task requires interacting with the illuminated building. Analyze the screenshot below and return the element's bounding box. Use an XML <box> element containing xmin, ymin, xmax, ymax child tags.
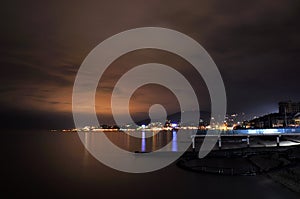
<box><xmin>250</xmin><ymin>101</ymin><xmax>300</xmax><ymax>128</ymax></box>
<box><xmin>279</xmin><ymin>101</ymin><xmax>300</xmax><ymax>114</ymax></box>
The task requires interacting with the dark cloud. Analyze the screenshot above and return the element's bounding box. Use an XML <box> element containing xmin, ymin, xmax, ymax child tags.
<box><xmin>0</xmin><ymin>0</ymin><xmax>299</xmax><ymax>128</ymax></box>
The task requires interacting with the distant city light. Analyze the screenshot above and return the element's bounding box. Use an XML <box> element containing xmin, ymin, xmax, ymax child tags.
<box><xmin>171</xmin><ymin>123</ymin><xmax>177</xmax><ymax>128</ymax></box>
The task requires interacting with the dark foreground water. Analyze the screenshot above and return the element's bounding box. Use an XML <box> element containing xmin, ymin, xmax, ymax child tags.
<box><xmin>2</xmin><ymin>130</ymin><xmax>299</xmax><ymax>199</ymax></box>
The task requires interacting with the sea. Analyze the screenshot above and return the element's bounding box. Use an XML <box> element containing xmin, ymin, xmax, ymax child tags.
<box><xmin>2</xmin><ymin>130</ymin><xmax>299</xmax><ymax>199</ymax></box>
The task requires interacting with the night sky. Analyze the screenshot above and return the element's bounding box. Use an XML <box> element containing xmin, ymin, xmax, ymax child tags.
<box><xmin>1</xmin><ymin>0</ymin><xmax>300</xmax><ymax>129</ymax></box>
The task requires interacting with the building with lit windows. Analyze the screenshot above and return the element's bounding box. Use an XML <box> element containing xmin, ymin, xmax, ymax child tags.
<box><xmin>279</xmin><ymin>101</ymin><xmax>300</xmax><ymax>114</ymax></box>
<box><xmin>250</xmin><ymin>101</ymin><xmax>300</xmax><ymax>128</ymax></box>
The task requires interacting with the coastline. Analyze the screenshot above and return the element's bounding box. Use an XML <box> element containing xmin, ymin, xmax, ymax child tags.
<box><xmin>178</xmin><ymin>145</ymin><xmax>300</xmax><ymax>194</ymax></box>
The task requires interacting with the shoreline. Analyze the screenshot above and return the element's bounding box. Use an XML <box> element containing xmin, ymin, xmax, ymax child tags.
<box><xmin>178</xmin><ymin>145</ymin><xmax>300</xmax><ymax>194</ymax></box>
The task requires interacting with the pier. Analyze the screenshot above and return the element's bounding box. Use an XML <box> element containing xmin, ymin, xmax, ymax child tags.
<box><xmin>191</xmin><ymin>133</ymin><xmax>300</xmax><ymax>151</ymax></box>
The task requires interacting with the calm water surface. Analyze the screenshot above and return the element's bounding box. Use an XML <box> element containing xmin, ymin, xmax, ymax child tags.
<box><xmin>2</xmin><ymin>130</ymin><xmax>299</xmax><ymax>199</ymax></box>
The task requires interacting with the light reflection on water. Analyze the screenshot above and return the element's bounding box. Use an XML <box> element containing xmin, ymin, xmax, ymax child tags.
<box><xmin>141</xmin><ymin>131</ymin><xmax>146</xmax><ymax>152</ymax></box>
<box><xmin>95</xmin><ymin>130</ymin><xmax>181</xmax><ymax>153</ymax></box>
<box><xmin>172</xmin><ymin>131</ymin><xmax>178</xmax><ymax>152</ymax></box>
<box><xmin>138</xmin><ymin>130</ymin><xmax>178</xmax><ymax>152</ymax></box>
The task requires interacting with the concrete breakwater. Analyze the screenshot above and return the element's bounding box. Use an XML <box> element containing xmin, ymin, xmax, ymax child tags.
<box><xmin>178</xmin><ymin>146</ymin><xmax>300</xmax><ymax>193</ymax></box>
